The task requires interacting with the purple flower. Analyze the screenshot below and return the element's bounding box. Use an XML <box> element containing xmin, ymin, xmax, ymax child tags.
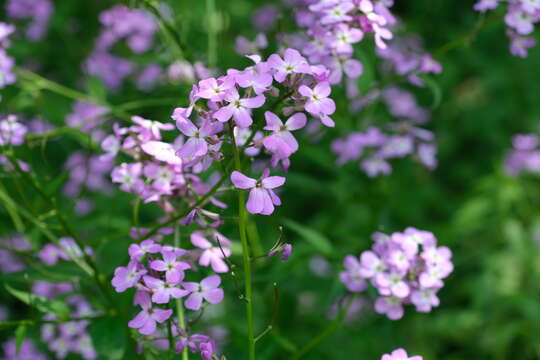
<box><xmin>191</xmin><ymin>232</ymin><xmax>230</xmax><ymax>273</ymax></box>
<box><xmin>374</xmin><ymin>296</ymin><xmax>404</xmax><ymax>320</ymax></box>
<box><xmin>111</xmin><ymin>163</ymin><xmax>145</xmax><ymax>193</ymax></box>
<box><xmin>263</xmin><ymin>111</ymin><xmax>307</xmax><ymax>158</ymax></box>
<box><xmin>320</xmin><ymin>2</ymin><xmax>354</xmax><ymax>25</ymax></box>
<box><xmin>0</xmin><ymin>49</ymin><xmax>15</xmax><ymax>89</ymax></box>
<box><xmin>128</xmin><ymin>291</ymin><xmax>173</xmax><ymax>335</ymax></box>
<box><xmin>111</xmin><ymin>261</ymin><xmax>146</xmax><ymax>292</ymax></box>
<box><xmin>298</xmin><ymin>82</ymin><xmax>336</xmax><ymax>127</ymax></box>
<box><xmin>213</xmin><ymin>89</ymin><xmax>266</xmax><ymax>128</ymax></box>
<box><xmin>281</xmin><ymin>243</ymin><xmax>293</xmax><ymax>261</ymax></box>
<box><xmin>183</xmin><ymin>275</ymin><xmax>224</xmax><ymax>311</ymax></box>
<box><xmin>507</xmin><ymin>29</ymin><xmax>536</xmax><ymax>57</ymax></box>
<box><xmin>0</xmin><ymin>115</ymin><xmax>27</xmax><ymax>146</ymax></box>
<box><xmin>196</xmin><ymin>77</ymin><xmax>234</xmax><ymax>102</ymax></box>
<box><xmin>332</xmin><ymin>24</ymin><xmax>364</xmax><ymax>54</ymax></box>
<box><xmin>143</xmin><ymin>276</ymin><xmax>188</xmax><ymax>304</ymax></box>
<box><xmin>473</xmin><ymin>0</ymin><xmax>499</xmax><ymax>12</ymax></box>
<box><xmin>150</xmin><ymin>250</ymin><xmax>191</xmax><ymax>283</ymax></box>
<box><xmin>231</xmin><ymin>169</ymin><xmax>286</xmax><ymax>215</ymax></box>
<box><xmin>6</xmin><ymin>0</ymin><xmax>53</xmax><ymax>41</ymax></box>
<box><xmin>339</xmin><ymin>255</ymin><xmax>367</xmax><ymax>292</ymax></box>
<box><xmin>505</xmin><ymin>5</ymin><xmax>535</xmax><ymax>35</ymax></box>
<box><xmin>267</xmin><ymin>48</ymin><xmax>311</xmax><ymax>82</ymax></box>
<box><xmin>361</xmin><ymin>156</ymin><xmax>392</xmax><ymax>177</ymax></box>
<box><xmin>128</xmin><ymin>240</ymin><xmax>161</xmax><ymax>260</ymax></box>
<box><xmin>176</xmin><ymin>119</ymin><xmax>222</xmax><ymax>160</ymax></box>
<box><xmin>381</xmin><ymin>348</ymin><xmax>423</xmax><ymax>360</ymax></box>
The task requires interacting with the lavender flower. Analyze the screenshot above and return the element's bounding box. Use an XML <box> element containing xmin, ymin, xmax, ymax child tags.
<box><xmin>340</xmin><ymin>227</ymin><xmax>453</xmax><ymax>320</ymax></box>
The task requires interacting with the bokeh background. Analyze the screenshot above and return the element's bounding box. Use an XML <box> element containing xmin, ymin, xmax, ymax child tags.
<box><xmin>1</xmin><ymin>0</ymin><xmax>540</xmax><ymax>359</ymax></box>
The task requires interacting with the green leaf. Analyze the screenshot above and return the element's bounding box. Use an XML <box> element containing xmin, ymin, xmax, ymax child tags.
<box><xmin>283</xmin><ymin>219</ymin><xmax>333</xmax><ymax>255</ymax></box>
<box><xmin>15</xmin><ymin>324</ymin><xmax>27</xmax><ymax>356</ymax></box>
<box><xmin>5</xmin><ymin>284</ymin><xmax>70</xmax><ymax>320</ymax></box>
<box><xmin>89</xmin><ymin>317</ymin><xmax>126</xmax><ymax>360</ymax></box>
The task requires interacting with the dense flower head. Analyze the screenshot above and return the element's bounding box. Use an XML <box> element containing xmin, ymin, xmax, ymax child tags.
<box><xmin>504</xmin><ymin>133</ymin><xmax>540</xmax><ymax>175</ymax></box>
<box><xmin>474</xmin><ymin>0</ymin><xmax>540</xmax><ymax>56</ymax></box>
<box><xmin>6</xmin><ymin>0</ymin><xmax>53</xmax><ymax>41</ymax></box>
<box><xmin>340</xmin><ymin>227</ymin><xmax>453</xmax><ymax>319</ymax></box>
<box><xmin>112</xmin><ymin>238</ymin><xmax>226</xmax><ymax>334</ymax></box>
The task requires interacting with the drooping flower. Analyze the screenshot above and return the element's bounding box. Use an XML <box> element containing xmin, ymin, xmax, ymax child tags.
<box><xmin>128</xmin><ymin>291</ymin><xmax>173</xmax><ymax>335</ymax></box>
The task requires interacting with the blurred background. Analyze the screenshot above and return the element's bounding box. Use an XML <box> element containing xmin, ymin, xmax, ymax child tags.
<box><xmin>1</xmin><ymin>0</ymin><xmax>540</xmax><ymax>359</ymax></box>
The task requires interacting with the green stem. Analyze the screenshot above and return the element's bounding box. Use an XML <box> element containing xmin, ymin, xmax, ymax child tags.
<box><xmin>291</xmin><ymin>296</ymin><xmax>355</xmax><ymax>360</ymax></box>
<box><xmin>14</xmin><ymin>67</ymin><xmax>131</xmax><ymax>121</ymax></box>
<box><xmin>229</xmin><ymin>125</ymin><xmax>256</xmax><ymax>360</ymax></box>
<box><xmin>0</xmin><ymin>315</ymin><xmax>105</xmax><ymax>329</ymax></box>
<box><xmin>206</xmin><ymin>0</ymin><xmax>217</xmax><ymax>68</ymax></box>
<box><xmin>174</xmin><ymin>224</ymin><xmax>189</xmax><ymax>360</ymax></box>
<box><xmin>2</xmin><ymin>154</ymin><xmax>118</xmax><ymax>313</ymax></box>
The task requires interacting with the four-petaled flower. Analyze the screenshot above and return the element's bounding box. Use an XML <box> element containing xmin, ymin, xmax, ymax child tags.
<box><xmin>150</xmin><ymin>250</ymin><xmax>191</xmax><ymax>283</ymax></box>
<box><xmin>128</xmin><ymin>291</ymin><xmax>173</xmax><ymax>335</ymax></box>
<box><xmin>298</xmin><ymin>82</ymin><xmax>336</xmax><ymax>127</ymax></box>
<box><xmin>183</xmin><ymin>275</ymin><xmax>224</xmax><ymax>311</ymax></box>
<box><xmin>213</xmin><ymin>89</ymin><xmax>265</xmax><ymax>128</ymax></box>
<box><xmin>263</xmin><ymin>111</ymin><xmax>307</xmax><ymax>159</ymax></box>
<box><xmin>176</xmin><ymin>119</ymin><xmax>222</xmax><ymax>160</ymax></box>
<box><xmin>143</xmin><ymin>275</ymin><xmax>188</xmax><ymax>304</ymax></box>
<box><xmin>231</xmin><ymin>169</ymin><xmax>285</xmax><ymax>215</ymax></box>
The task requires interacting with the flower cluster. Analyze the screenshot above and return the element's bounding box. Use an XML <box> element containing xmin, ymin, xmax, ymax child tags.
<box><xmin>104</xmin><ymin>115</ymin><xmax>191</xmax><ymax>208</ymax></box>
<box><xmin>504</xmin><ymin>133</ymin><xmax>540</xmax><ymax>175</ymax></box>
<box><xmin>40</xmin><ymin>294</ymin><xmax>98</xmax><ymax>360</ymax></box>
<box><xmin>0</xmin><ymin>22</ymin><xmax>16</xmax><ymax>89</ymax></box>
<box><xmin>332</xmin><ymin>87</ymin><xmax>436</xmax><ymax>177</ymax></box>
<box><xmin>5</xmin><ymin>0</ymin><xmax>52</xmax><ymax>41</ymax></box>
<box><xmin>85</xmin><ymin>5</ymin><xmax>158</xmax><ymax>90</ymax></box>
<box><xmin>340</xmin><ymin>227</ymin><xmax>453</xmax><ymax>319</ymax></box>
<box><xmin>111</xmin><ymin>238</ymin><xmax>223</xmax><ymax>358</ymax></box>
<box><xmin>381</xmin><ymin>348</ymin><xmax>423</xmax><ymax>360</ymax></box>
<box><xmin>474</xmin><ymin>0</ymin><xmax>540</xmax><ymax>57</ymax></box>
<box><xmin>105</xmin><ymin>49</ymin><xmax>335</xmax><ymax>218</ymax></box>
<box><xmin>288</xmin><ymin>0</ymin><xmax>394</xmax><ymax>89</ymax></box>
<box><xmin>1</xmin><ymin>338</ymin><xmax>47</xmax><ymax>360</ymax></box>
